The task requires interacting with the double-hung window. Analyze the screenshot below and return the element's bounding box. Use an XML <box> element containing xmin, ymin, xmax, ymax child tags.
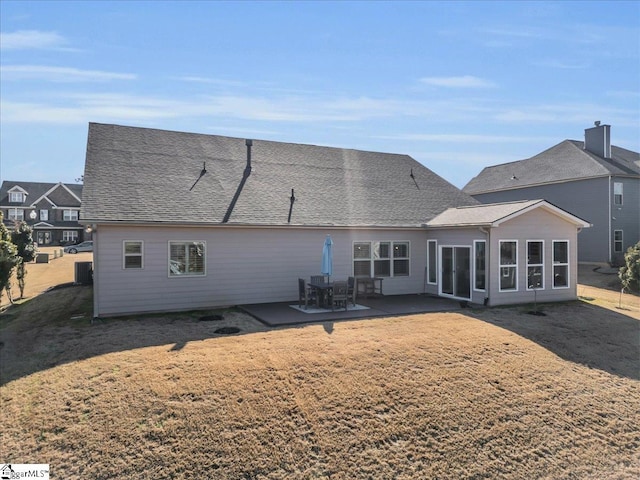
<box><xmin>7</xmin><ymin>208</ymin><xmax>24</xmax><ymax>221</ymax></box>
<box><xmin>527</xmin><ymin>241</ymin><xmax>544</xmax><ymax>290</ymax></box>
<box><xmin>613</xmin><ymin>182</ymin><xmax>623</xmax><ymax>206</ymax></box>
<box><xmin>553</xmin><ymin>241</ymin><xmax>569</xmax><ymax>288</ymax></box>
<box><xmin>123</xmin><ymin>241</ymin><xmax>144</xmax><ymax>269</ymax></box>
<box><xmin>63</xmin><ymin>210</ymin><xmax>78</xmax><ymax>221</ymax></box>
<box><xmin>499</xmin><ymin>240</ymin><xmax>517</xmax><ymax>291</ymax></box>
<box><xmin>63</xmin><ymin>231</ymin><xmax>78</xmax><ymax>242</ymax></box>
<box><xmin>9</xmin><ymin>192</ymin><xmax>25</xmax><ymax>203</ymax></box>
<box><xmin>393</xmin><ymin>242</ymin><xmax>410</xmax><ymax>276</ymax></box>
<box><xmin>353</xmin><ymin>241</ymin><xmax>409</xmax><ymax>277</ymax></box>
<box><xmin>353</xmin><ymin>242</ymin><xmax>372</xmax><ymax>276</ymax></box>
<box><xmin>373</xmin><ymin>242</ymin><xmax>391</xmax><ymax>276</ymax></box>
<box><xmin>613</xmin><ymin>230</ymin><xmax>623</xmax><ymax>253</ymax></box>
<box><xmin>40</xmin><ymin>209</ymin><xmax>49</xmax><ymax>221</ymax></box>
<box><xmin>169</xmin><ymin>241</ymin><xmax>205</xmax><ymax>276</ymax></box>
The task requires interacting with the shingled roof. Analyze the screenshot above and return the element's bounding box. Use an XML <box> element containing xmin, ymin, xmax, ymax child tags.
<box><xmin>0</xmin><ymin>181</ymin><xmax>82</xmax><ymax>207</ymax></box>
<box><xmin>463</xmin><ymin>140</ymin><xmax>640</xmax><ymax>195</ymax></box>
<box><xmin>427</xmin><ymin>199</ymin><xmax>590</xmax><ymax>228</ymax></box>
<box><xmin>81</xmin><ymin>123</ymin><xmax>477</xmax><ymax>228</ymax></box>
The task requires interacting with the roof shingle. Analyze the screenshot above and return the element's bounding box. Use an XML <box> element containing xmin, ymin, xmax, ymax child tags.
<box><xmin>82</xmin><ymin>123</ymin><xmax>478</xmax><ymax>227</ymax></box>
<box><xmin>463</xmin><ymin>140</ymin><xmax>640</xmax><ymax>195</ymax></box>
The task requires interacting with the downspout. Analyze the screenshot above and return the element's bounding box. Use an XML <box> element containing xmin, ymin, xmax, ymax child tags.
<box><xmin>479</xmin><ymin>226</ymin><xmax>490</xmax><ymax>306</ymax></box>
<box><xmin>222</xmin><ymin>139</ymin><xmax>253</xmax><ymax>224</ymax></box>
<box><xmin>608</xmin><ymin>175</ymin><xmax>612</xmax><ymax>264</ymax></box>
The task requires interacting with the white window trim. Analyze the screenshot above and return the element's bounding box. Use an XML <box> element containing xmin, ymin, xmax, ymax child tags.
<box><xmin>7</xmin><ymin>207</ymin><xmax>24</xmax><ymax>221</ymax></box>
<box><xmin>437</xmin><ymin>244</ymin><xmax>472</xmax><ymax>301</ymax></box>
<box><xmin>63</xmin><ymin>209</ymin><xmax>79</xmax><ymax>221</ymax></box>
<box><xmin>613</xmin><ymin>230</ymin><xmax>623</xmax><ymax>253</ymax></box>
<box><xmin>123</xmin><ymin>240</ymin><xmax>144</xmax><ymax>270</ymax></box>
<box><xmin>427</xmin><ymin>240</ymin><xmax>437</xmax><ymax>285</ymax></box>
<box><xmin>9</xmin><ymin>192</ymin><xmax>25</xmax><ymax>203</ymax></box>
<box><xmin>352</xmin><ymin>240</ymin><xmax>410</xmax><ymax>278</ymax></box>
<box><xmin>63</xmin><ymin>231</ymin><xmax>78</xmax><ymax>242</ymax></box>
<box><xmin>613</xmin><ymin>182</ymin><xmax>623</xmax><ymax>206</ymax></box>
<box><xmin>168</xmin><ymin>241</ymin><xmax>206</xmax><ymax>277</ymax></box>
<box><xmin>392</xmin><ymin>241</ymin><xmax>410</xmax><ymax>277</ymax></box>
<box><xmin>473</xmin><ymin>240</ymin><xmax>486</xmax><ymax>292</ymax></box>
<box><xmin>498</xmin><ymin>240</ymin><xmax>518</xmax><ymax>292</ymax></box>
<box><xmin>552</xmin><ymin>240</ymin><xmax>570</xmax><ymax>290</ymax></box>
<box><xmin>526</xmin><ymin>240</ymin><xmax>545</xmax><ymax>291</ymax></box>
<box><xmin>40</xmin><ymin>209</ymin><xmax>49</xmax><ymax>221</ymax></box>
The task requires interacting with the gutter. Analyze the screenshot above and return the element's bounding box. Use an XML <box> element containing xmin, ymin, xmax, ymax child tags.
<box><xmin>479</xmin><ymin>226</ymin><xmax>490</xmax><ymax>306</ymax></box>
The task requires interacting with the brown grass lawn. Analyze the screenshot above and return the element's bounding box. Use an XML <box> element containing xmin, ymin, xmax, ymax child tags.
<box><xmin>0</xmin><ymin>257</ymin><xmax>638</xmax><ymax>479</ymax></box>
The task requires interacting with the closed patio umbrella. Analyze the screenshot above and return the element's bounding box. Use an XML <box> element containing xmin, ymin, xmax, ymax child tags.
<box><xmin>321</xmin><ymin>234</ymin><xmax>333</xmax><ymax>281</ymax></box>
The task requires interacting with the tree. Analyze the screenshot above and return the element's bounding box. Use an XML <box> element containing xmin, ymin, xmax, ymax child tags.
<box><xmin>618</xmin><ymin>241</ymin><xmax>640</xmax><ymax>294</ymax></box>
<box><xmin>11</xmin><ymin>220</ymin><xmax>38</xmax><ymax>298</ymax></box>
<box><xmin>0</xmin><ymin>212</ymin><xmax>19</xmax><ymax>305</ymax></box>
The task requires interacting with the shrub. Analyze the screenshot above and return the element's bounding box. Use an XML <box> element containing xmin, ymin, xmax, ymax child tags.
<box><xmin>618</xmin><ymin>241</ymin><xmax>640</xmax><ymax>293</ymax></box>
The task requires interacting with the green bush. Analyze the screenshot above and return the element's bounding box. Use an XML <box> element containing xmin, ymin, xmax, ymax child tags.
<box><xmin>618</xmin><ymin>241</ymin><xmax>640</xmax><ymax>293</ymax></box>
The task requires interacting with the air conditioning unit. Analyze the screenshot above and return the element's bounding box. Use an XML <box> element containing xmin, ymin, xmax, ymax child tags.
<box><xmin>75</xmin><ymin>261</ymin><xmax>93</xmax><ymax>285</ymax></box>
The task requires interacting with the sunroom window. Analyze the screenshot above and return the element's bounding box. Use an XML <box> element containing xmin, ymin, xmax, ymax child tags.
<box><xmin>527</xmin><ymin>241</ymin><xmax>544</xmax><ymax>290</ymax></box>
<box><xmin>499</xmin><ymin>240</ymin><xmax>517</xmax><ymax>291</ymax></box>
<box><xmin>553</xmin><ymin>241</ymin><xmax>569</xmax><ymax>288</ymax></box>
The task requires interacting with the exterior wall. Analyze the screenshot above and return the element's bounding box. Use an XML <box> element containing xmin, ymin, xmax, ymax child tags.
<box><xmin>472</xmin><ymin>177</ymin><xmax>608</xmax><ymax>263</ymax></box>
<box><xmin>92</xmin><ymin>224</ymin><xmax>429</xmax><ymax>317</ymax></box>
<box><xmin>424</xmin><ymin>228</ymin><xmax>488</xmax><ymax>305</ymax></box>
<box><xmin>487</xmin><ymin>209</ymin><xmax>579</xmax><ymax>306</ymax></box>
<box><xmin>610</xmin><ymin>176</ymin><xmax>639</xmax><ymax>266</ymax></box>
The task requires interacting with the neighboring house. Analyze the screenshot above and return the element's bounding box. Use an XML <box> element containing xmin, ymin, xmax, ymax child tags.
<box><xmin>463</xmin><ymin>123</ymin><xmax>640</xmax><ymax>265</ymax></box>
<box><xmin>81</xmin><ymin>123</ymin><xmax>589</xmax><ymax>317</ymax></box>
<box><xmin>0</xmin><ymin>181</ymin><xmax>87</xmax><ymax>246</ymax></box>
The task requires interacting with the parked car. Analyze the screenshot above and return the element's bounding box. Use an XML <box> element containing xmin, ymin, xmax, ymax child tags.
<box><xmin>64</xmin><ymin>241</ymin><xmax>93</xmax><ymax>254</ymax></box>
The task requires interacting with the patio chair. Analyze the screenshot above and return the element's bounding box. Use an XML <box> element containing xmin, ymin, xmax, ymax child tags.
<box><xmin>331</xmin><ymin>281</ymin><xmax>349</xmax><ymax>311</ymax></box>
<box><xmin>298</xmin><ymin>278</ymin><xmax>317</xmax><ymax>309</ymax></box>
<box><xmin>347</xmin><ymin>276</ymin><xmax>356</xmax><ymax>306</ymax></box>
<box><xmin>310</xmin><ymin>275</ymin><xmax>326</xmax><ymax>285</ymax></box>
<box><xmin>356</xmin><ymin>276</ymin><xmax>375</xmax><ymax>298</ymax></box>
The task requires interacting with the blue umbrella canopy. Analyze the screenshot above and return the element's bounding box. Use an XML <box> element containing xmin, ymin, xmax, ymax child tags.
<box><xmin>321</xmin><ymin>235</ymin><xmax>333</xmax><ymax>279</ymax></box>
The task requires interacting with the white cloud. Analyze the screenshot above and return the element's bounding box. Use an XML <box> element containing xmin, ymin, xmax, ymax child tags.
<box><xmin>0</xmin><ymin>30</ymin><xmax>68</xmax><ymax>50</ymax></box>
<box><xmin>420</xmin><ymin>75</ymin><xmax>497</xmax><ymax>88</ymax></box>
<box><xmin>1</xmin><ymin>65</ymin><xmax>136</xmax><ymax>82</ymax></box>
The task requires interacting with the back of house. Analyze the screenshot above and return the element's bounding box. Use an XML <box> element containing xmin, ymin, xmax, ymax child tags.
<box><xmin>82</xmin><ymin>123</ymin><xmax>590</xmax><ymax>317</ymax></box>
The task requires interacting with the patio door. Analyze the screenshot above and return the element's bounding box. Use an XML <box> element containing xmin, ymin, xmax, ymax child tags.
<box><xmin>440</xmin><ymin>246</ymin><xmax>471</xmax><ymax>300</ymax></box>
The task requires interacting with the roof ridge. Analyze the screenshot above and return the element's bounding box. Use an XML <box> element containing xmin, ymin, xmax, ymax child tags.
<box><xmin>90</xmin><ymin>122</ymin><xmax>411</xmax><ymax>158</ymax></box>
<box><xmin>452</xmin><ymin>199</ymin><xmax>540</xmax><ymax>210</ymax></box>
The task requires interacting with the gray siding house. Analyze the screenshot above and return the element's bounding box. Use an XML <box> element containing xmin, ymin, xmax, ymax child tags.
<box><xmin>463</xmin><ymin>123</ymin><xmax>639</xmax><ymax>265</ymax></box>
<box><xmin>0</xmin><ymin>181</ymin><xmax>87</xmax><ymax>245</ymax></box>
<box><xmin>81</xmin><ymin>123</ymin><xmax>589</xmax><ymax>317</ymax></box>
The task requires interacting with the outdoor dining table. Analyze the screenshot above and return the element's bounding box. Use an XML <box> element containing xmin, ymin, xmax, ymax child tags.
<box><xmin>308</xmin><ymin>281</ymin><xmax>333</xmax><ymax>309</ymax></box>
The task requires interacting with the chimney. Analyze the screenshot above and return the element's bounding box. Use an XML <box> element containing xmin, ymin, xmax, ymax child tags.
<box><xmin>584</xmin><ymin>122</ymin><xmax>611</xmax><ymax>159</ymax></box>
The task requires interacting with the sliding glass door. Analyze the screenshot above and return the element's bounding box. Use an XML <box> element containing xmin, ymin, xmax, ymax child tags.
<box><xmin>440</xmin><ymin>246</ymin><xmax>471</xmax><ymax>300</ymax></box>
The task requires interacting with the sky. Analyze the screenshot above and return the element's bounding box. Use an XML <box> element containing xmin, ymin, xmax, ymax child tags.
<box><xmin>1</xmin><ymin>1</ymin><xmax>639</xmax><ymax>189</ymax></box>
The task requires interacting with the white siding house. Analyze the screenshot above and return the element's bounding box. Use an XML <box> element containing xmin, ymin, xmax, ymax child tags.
<box><xmin>82</xmin><ymin>123</ymin><xmax>589</xmax><ymax>317</ymax></box>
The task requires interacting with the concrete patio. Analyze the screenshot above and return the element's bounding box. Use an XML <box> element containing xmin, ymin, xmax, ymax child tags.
<box><xmin>241</xmin><ymin>294</ymin><xmax>468</xmax><ymax>327</ymax></box>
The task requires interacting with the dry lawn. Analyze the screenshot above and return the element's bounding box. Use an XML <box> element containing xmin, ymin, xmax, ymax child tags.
<box><xmin>0</xmin><ymin>257</ymin><xmax>638</xmax><ymax>479</ymax></box>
